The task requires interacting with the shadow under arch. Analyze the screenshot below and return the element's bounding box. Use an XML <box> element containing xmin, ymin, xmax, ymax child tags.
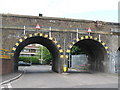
<box><xmin>11</xmin><ymin>33</ymin><xmax>64</xmax><ymax>73</ymax></box>
<box><xmin>66</xmin><ymin>35</ymin><xmax>109</xmax><ymax>73</ymax></box>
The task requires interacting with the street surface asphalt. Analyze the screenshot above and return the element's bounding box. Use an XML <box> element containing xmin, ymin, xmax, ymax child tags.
<box><xmin>1</xmin><ymin>65</ymin><xmax>119</xmax><ymax>88</ymax></box>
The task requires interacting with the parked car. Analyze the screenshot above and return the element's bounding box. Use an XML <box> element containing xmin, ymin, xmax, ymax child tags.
<box><xmin>49</xmin><ymin>60</ymin><xmax>52</xmax><ymax>65</ymax></box>
<box><xmin>18</xmin><ymin>61</ymin><xmax>31</xmax><ymax>66</ymax></box>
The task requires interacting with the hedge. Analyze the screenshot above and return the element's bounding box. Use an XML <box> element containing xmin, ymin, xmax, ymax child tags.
<box><xmin>19</xmin><ymin>56</ymin><xmax>40</xmax><ymax>64</ymax></box>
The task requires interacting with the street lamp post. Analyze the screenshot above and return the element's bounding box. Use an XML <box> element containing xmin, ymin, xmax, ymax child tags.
<box><xmin>40</xmin><ymin>45</ymin><xmax>43</xmax><ymax>64</ymax></box>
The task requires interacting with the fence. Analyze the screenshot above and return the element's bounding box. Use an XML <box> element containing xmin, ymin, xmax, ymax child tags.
<box><xmin>109</xmin><ymin>51</ymin><xmax>120</xmax><ymax>73</ymax></box>
<box><xmin>71</xmin><ymin>55</ymin><xmax>90</xmax><ymax>71</ymax></box>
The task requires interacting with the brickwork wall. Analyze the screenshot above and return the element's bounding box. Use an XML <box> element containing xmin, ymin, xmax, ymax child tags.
<box><xmin>0</xmin><ymin>14</ymin><xmax>119</xmax><ymax>74</ymax></box>
<box><xmin>0</xmin><ymin>59</ymin><xmax>13</xmax><ymax>75</ymax></box>
<box><xmin>1</xmin><ymin>14</ymin><xmax>119</xmax><ymax>51</ymax></box>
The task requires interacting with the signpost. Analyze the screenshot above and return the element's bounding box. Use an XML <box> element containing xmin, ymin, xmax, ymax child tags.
<box><xmin>49</xmin><ymin>27</ymin><xmax>52</xmax><ymax>38</ymax></box>
<box><xmin>76</xmin><ymin>28</ymin><xmax>78</xmax><ymax>40</ymax></box>
<box><xmin>23</xmin><ymin>26</ymin><xmax>26</xmax><ymax>35</ymax></box>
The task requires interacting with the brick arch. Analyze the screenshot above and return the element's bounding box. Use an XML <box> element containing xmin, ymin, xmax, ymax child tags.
<box><xmin>11</xmin><ymin>33</ymin><xmax>64</xmax><ymax>59</ymax></box>
<box><xmin>65</xmin><ymin>35</ymin><xmax>109</xmax><ymax>59</ymax></box>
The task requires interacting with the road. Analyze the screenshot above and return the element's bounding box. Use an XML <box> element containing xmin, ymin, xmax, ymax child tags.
<box><xmin>1</xmin><ymin>65</ymin><xmax>118</xmax><ymax>88</ymax></box>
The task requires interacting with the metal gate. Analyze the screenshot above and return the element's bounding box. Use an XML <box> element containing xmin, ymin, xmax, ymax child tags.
<box><xmin>109</xmin><ymin>51</ymin><xmax>120</xmax><ymax>73</ymax></box>
<box><xmin>71</xmin><ymin>55</ymin><xmax>90</xmax><ymax>71</ymax></box>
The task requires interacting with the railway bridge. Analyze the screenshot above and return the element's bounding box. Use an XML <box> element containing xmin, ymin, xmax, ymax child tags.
<box><xmin>0</xmin><ymin>14</ymin><xmax>119</xmax><ymax>74</ymax></box>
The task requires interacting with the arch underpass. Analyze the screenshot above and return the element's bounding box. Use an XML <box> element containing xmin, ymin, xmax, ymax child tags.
<box><xmin>118</xmin><ymin>47</ymin><xmax>120</xmax><ymax>51</ymax></box>
<box><xmin>66</xmin><ymin>36</ymin><xmax>109</xmax><ymax>73</ymax></box>
<box><xmin>11</xmin><ymin>33</ymin><xmax>64</xmax><ymax>73</ymax></box>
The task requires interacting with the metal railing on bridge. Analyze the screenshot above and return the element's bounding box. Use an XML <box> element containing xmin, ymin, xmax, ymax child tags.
<box><xmin>1</xmin><ymin>25</ymin><xmax>116</xmax><ymax>35</ymax></box>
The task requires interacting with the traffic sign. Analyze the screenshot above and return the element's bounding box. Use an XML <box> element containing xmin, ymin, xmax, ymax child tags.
<box><xmin>87</xmin><ymin>27</ymin><xmax>92</xmax><ymax>33</ymax></box>
<box><xmin>35</xmin><ymin>24</ymin><xmax>41</xmax><ymax>29</ymax></box>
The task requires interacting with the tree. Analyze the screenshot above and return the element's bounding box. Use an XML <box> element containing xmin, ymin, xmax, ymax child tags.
<box><xmin>37</xmin><ymin>46</ymin><xmax>52</xmax><ymax>64</ymax></box>
<box><xmin>70</xmin><ymin>46</ymin><xmax>85</xmax><ymax>55</ymax></box>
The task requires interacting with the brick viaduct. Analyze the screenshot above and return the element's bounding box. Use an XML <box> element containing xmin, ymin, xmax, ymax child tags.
<box><xmin>0</xmin><ymin>14</ymin><xmax>119</xmax><ymax>74</ymax></box>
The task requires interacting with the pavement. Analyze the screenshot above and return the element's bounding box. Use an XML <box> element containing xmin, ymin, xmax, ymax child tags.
<box><xmin>0</xmin><ymin>65</ymin><xmax>119</xmax><ymax>88</ymax></box>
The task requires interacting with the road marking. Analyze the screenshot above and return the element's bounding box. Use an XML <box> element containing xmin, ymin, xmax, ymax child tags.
<box><xmin>62</xmin><ymin>73</ymin><xmax>69</xmax><ymax>75</ymax></box>
<box><xmin>0</xmin><ymin>86</ymin><xmax>5</xmax><ymax>90</ymax></box>
<box><xmin>0</xmin><ymin>84</ymin><xmax>13</xmax><ymax>90</ymax></box>
<box><xmin>7</xmin><ymin>83</ymin><xmax>12</xmax><ymax>88</ymax></box>
<box><xmin>0</xmin><ymin>66</ymin><xmax>27</xmax><ymax>85</ymax></box>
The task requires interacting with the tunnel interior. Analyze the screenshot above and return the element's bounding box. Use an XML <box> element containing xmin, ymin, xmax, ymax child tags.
<box><xmin>69</xmin><ymin>39</ymin><xmax>108</xmax><ymax>72</ymax></box>
<box><xmin>13</xmin><ymin>36</ymin><xmax>61</xmax><ymax>73</ymax></box>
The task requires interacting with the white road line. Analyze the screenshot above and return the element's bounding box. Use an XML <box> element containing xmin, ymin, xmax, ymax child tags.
<box><xmin>7</xmin><ymin>83</ymin><xmax>12</xmax><ymax>88</ymax></box>
<box><xmin>0</xmin><ymin>66</ymin><xmax>27</xmax><ymax>85</ymax></box>
<box><xmin>0</xmin><ymin>84</ymin><xmax>13</xmax><ymax>90</ymax></box>
<box><xmin>0</xmin><ymin>86</ymin><xmax>5</xmax><ymax>90</ymax></box>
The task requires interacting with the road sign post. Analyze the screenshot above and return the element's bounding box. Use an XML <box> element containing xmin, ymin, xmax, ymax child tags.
<box><xmin>49</xmin><ymin>27</ymin><xmax>52</xmax><ymax>38</ymax></box>
<box><xmin>23</xmin><ymin>26</ymin><xmax>26</xmax><ymax>35</ymax></box>
<box><xmin>76</xmin><ymin>28</ymin><xmax>78</xmax><ymax>40</ymax></box>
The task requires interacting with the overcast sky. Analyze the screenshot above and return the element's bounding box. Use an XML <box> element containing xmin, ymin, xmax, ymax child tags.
<box><xmin>0</xmin><ymin>0</ymin><xmax>119</xmax><ymax>22</ymax></box>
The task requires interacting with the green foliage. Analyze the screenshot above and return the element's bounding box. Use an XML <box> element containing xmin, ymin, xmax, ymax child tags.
<box><xmin>19</xmin><ymin>56</ymin><xmax>39</xmax><ymax>64</ymax></box>
<box><xmin>37</xmin><ymin>46</ymin><xmax>52</xmax><ymax>64</ymax></box>
<box><xmin>19</xmin><ymin>45</ymin><xmax>85</xmax><ymax>64</ymax></box>
<box><xmin>19</xmin><ymin>46</ymin><xmax>52</xmax><ymax>65</ymax></box>
<box><xmin>70</xmin><ymin>46</ymin><xmax>85</xmax><ymax>55</ymax></box>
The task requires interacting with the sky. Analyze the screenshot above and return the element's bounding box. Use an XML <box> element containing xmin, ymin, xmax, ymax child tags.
<box><xmin>0</xmin><ymin>0</ymin><xmax>119</xmax><ymax>22</ymax></box>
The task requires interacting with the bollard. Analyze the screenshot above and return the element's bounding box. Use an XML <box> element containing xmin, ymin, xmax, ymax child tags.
<box><xmin>63</xmin><ymin>64</ymin><xmax>67</xmax><ymax>72</ymax></box>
